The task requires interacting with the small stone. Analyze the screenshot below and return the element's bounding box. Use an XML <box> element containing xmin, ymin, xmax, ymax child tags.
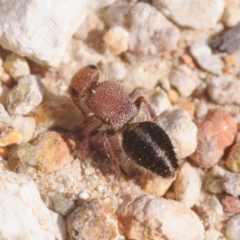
<box><xmin>190</xmin><ymin>37</ymin><xmax>224</xmax><ymax>75</ymax></box>
<box><xmin>79</xmin><ymin>191</ymin><xmax>89</xmax><ymax>200</ymax></box>
<box><xmin>84</xmin><ymin>166</ymin><xmax>95</xmax><ymax>175</ymax></box>
<box><xmin>223</xmin><ymin>171</ymin><xmax>240</xmax><ymax>197</ymax></box>
<box><xmin>222</xmin><ymin>7</ymin><xmax>240</xmax><ymax>27</ymax></box>
<box><xmin>158</xmin><ymin>109</ymin><xmax>198</xmax><ymax>159</ymax></box>
<box><xmin>180</xmin><ymin>54</ymin><xmax>197</xmax><ymax>70</ymax></box>
<box><xmin>3</xmin><ymin>53</ymin><xmax>30</xmax><ymax>81</ymax></box>
<box><xmin>0</xmin><ymin>85</ymin><xmax>10</xmax><ymax>106</ymax></box>
<box><xmin>174</xmin><ymin>162</ymin><xmax>201</xmax><ymax>207</ymax></box>
<box><xmin>209</xmin><ymin>22</ymin><xmax>240</xmax><ymax>54</ymax></box>
<box><xmin>67</xmin><ymin>199</ymin><xmax>119</xmax><ymax>240</ymax></box>
<box><xmin>49</xmin><ymin>210</ymin><xmax>67</xmax><ymax>240</ymax></box>
<box><xmin>170</xmin><ymin>64</ymin><xmax>199</xmax><ymax>97</ymax></box>
<box><xmin>0</xmin><ymin>170</ymin><xmax>55</xmax><ymax>239</ymax></box>
<box><xmin>0</xmin><ymin>104</ymin><xmax>10</xmax><ymax>131</ymax></box>
<box><xmin>226</xmin><ymin>214</ymin><xmax>240</xmax><ymax>240</ymax></box>
<box><xmin>190</xmin><ymin>110</ymin><xmax>237</xmax><ymax>168</ymax></box>
<box><xmin>10</xmin><ymin>115</ymin><xmax>35</xmax><ymax>142</ymax></box>
<box><xmin>207</xmin><ymin>179</ymin><xmax>224</xmax><ymax>194</ymax></box>
<box><xmin>33</xmin><ymin>131</ymin><xmax>73</xmax><ymax>174</ymax></box>
<box><xmin>117</xmin><ymin>192</ymin><xmax>204</xmax><ymax>240</ymax></box>
<box><xmin>8</xmin><ymin>142</ymin><xmax>36</xmax><ymax>173</ymax></box>
<box><xmin>149</xmin><ymin>88</ymin><xmax>172</xmax><ymax>116</ymax></box>
<box><xmin>226</xmin><ymin>142</ymin><xmax>240</xmax><ymax>173</ymax></box>
<box><xmin>0</xmin><ymin>129</ymin><xmax>22</xmax><ymax>147</ymax></box>
<box><xmin>0</xmin><ymin>0</ymin><xmax>88</xmax><ymax>66</ymax></box>
<box><xmin>103</xmin><ymin>26</ymin><xmax>129</xmax><ymax>55</ymax></box>
<box><xmin>168</xmin><ymin>89</ymin><xmax>179</xmax><ymax>104</ymax></box>
<box><xmin>140</xmin><ymin>175</ymin><xmax>175</xmax><ymax>197</ymax></box>
<box><xmin>175</xmin><ymin>100</ymin><xmax>195</xmax><ymax>119</ymax></box>
<box><xmin>52</xmin><ymin>193</ymin><xmax>75</xmax><ymax>216</ymax></box>
<box><xmin>29</xmin><ymin>96</ymin><xmax>83</xmax><ymax>131</ymax></box>
<box><xmin>207</xmin><ymin>74</ymin><xmax>240</xmax><ymax>105</ymax></box>
<box><xmin>105</xmin><ymin>2</ymin><xmax>180</xmax><ymax>56</ymax></box>
<box><xmin>6</xmin><ymin>75</ymin><xmax>44</xmax><ymax>115</ymax></box>
<box><xmin>153</xmin><ymin>0</ymin><xmax>224</xmax><ymax>30</ymax></box>
<box><xmin>221</xmin><ymin>194</ymin><xmax>240</xmax><ymax>214</ymax></box>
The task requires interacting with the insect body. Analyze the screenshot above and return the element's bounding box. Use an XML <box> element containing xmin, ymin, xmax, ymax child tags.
<box><xmin>69</xmin><ymin>65</ymin><xmax>178</xmax><ymax>178</ymax></box>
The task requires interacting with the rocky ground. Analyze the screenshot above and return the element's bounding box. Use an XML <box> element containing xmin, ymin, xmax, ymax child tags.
<box><xmin>0</xmin><ymin>0</ymin><xmax>240</xmax><ymax>239</ymax></box>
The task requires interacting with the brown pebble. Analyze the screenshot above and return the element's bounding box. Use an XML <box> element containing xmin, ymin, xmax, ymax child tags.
<box><xmin>0</xmin><ymin>129</ymin><xmax>22</xmax><ymax>147</ymax></box>
<box><xmin>181</xmin><ymin>54</ymin><xmax>197</xmax><ymax>70</ymax></box>
<box><xmin>226</xmin><ymin>142</ymin><xmax>240</xmax><ymax>173</ymax></box>
<box><xmin>8</xmin><ymin>142</ymin><xmax>36</xmax><ymax>173</ymax></box>
<box><xmin>175</xmin><ymin>100</ymin><xmax>195</xmax><ymax>119</ymax></box>
<box><xmin>67</xmin><ymin>199</ymin><xmax>119</xmax><ymax>240</ymax></box>
<box><xmin>34</xmin><ymin>131</ymin><xmax>74</xmax><ymax>174</ymax></box>
<box><xmin>221</xmin><ymin>194</ymin><xmax>240</xmax><ymax>214</ymax></box>
<box><xmin>190</xmin><ymin>110</ymin><xmax>237</xmax><ymax>168</ymax></box>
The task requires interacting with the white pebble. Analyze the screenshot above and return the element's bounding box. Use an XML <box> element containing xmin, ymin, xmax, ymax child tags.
<box><xmin>0</xmin><ymin>0</ymin><xmax>87</xmax><ymax>66</ymax></box>
<box><xmin>153</xmin><ymin>0</ymin><xmax>224</xmax><ymax>30</ymax></box>
<box><xmin>7</xmin><ymin>75</ymin><xmax>44</xmax><ymax>115</ymax></box>
<box><xmin>79</xmin><ymin>191</ymin><xmax>89</xmax><ymax>200</ymax></box>
<box><xmin>10</xmin><ymin>115</ymin><xmax>35</xmax><ymax>142</ymax></box>
<box><xmin>105</xmin><ymin>2</ymin><xmax>180</xmax><ymax>56</ymax></box>
<box><xmin>49</xmin><ymin>210</ymin><xmax>66</xmax><ymax>240</ymax></box>
<box><xmin>117</xmin><ymin>192</ymin><xmax>204</xmax><ymax>240</ymax></box>
<box><xmin>0</xmin><ymin>170</ymin><xmax>55</xmax><ymax>239</ymax></box>
<box><xmin>170</xmin><ymin>64</ymin><xmax>199</xmax><ymax>97</ymax></box>
<box><xmin>226</xmin><ymin>214</ymin><xmax>240</xmax><ymax>240</ymax></box>
<box><xmin>158</xmin><ymin>109</ymin><xmax>198</xmax><ymax>159</ymax></box>
<box><xmin>3</xmin><ymin>53</ymin><xmax>30</xmax><ymax>81</ymax></box>
<box><xmin>190</xmin><ymin>37</ymin><xmax>224</xmax><ymax>75</ymax></box>
<box><xmin>223</xmin><ymin>171</ymin><xmax>240</xmax><ymax>197</ymax></box>
<box><xmin>174</xmin><ymin>162</ymin><xmax>202</xmax><ymax>207</ymax></box>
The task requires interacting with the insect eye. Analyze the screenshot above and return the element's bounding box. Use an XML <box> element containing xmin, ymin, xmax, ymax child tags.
<box><xmin>69</xmin><ymin>86</ymin><xmax>79</xmax><ymax>97</ymax></box>
<box><xmin>87</xmin><ymin>64</ymin><xmax>98</xmax><ymax>70</ymax></box>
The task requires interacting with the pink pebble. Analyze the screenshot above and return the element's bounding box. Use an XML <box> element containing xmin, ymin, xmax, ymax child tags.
<box><xmin>190</xmin><ymin>110</ymin><xmax>237</xmax><ymax>168</ymax></box>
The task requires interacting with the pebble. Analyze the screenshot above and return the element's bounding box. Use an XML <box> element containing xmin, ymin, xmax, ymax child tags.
<box><xmin>140</xmin><ymin>174</ymin><xmax>175</xmax><ymax>197</ymax></box>
<box><xmin>0</xmin><ymin>0</ymin><xmax>88</xmax><ymax>66</ymax></box>
<box><xmin>207</xmin><ymin>74</ymin><xmax>240</xmax><ymax>105</ymax></box>
<box><xmin>226</xmin><ymin>142</ymin><xmax>240</xmax><ymax>173</ymax></box>
<box><xmin>8</xmin><ymin>142</ymin><xmax>36</xmax><ymax>173</ymax></box>
<box><xmin>152</xmin><ymin>0</ymin><xmax>224</xmax><ymax>30</ymax></box>
<box><xmin>209</xmin><ymin>23</ymin><xmax>240</xmax><ymax>54</ymax></box>
<box><xmin>0</xmin><ymin>85</ymin><xmax>10</xmax><ymax>106</ymax></box>
<box><xmin>49</xmin><ymin>210</ymin><xmax>67</xmax><ymax>240</ymax></box>
<box><xmin>0</xmin><ymin>104</ymin><xmax>10</xmax><ymax>131</ymax></box>
<box><xmin>52</xmin><ymin>193</ymin><xmax>75</xmax><ymax>216</ymax></box>
<box><xmin>29</xmin><ymin>96</ymin><xmax>83</xmax><ymax>131</ymax></box>
<box><xmin>222</xmin><ymin>7</ymin><xmax>240</xmax><ymax>27</ymax></box>
<box><xmin>67</xmin><ymin>199</ymin><xmax>119</xmax><ymax>240</ymax></box>
<box><xmin>0</xmin><ymin>129</ymin><xmax>22</xmax><ymax>147</ymax></box>
<box><xmin>174</xmin><ymin>162</ymin><xmax>201</xmax><ymax>207</ymax></box>
<box><xmin>170</xmin><ymin>64</ymin><xmax>199</xmax><ymax>97</ymax></box>
<box><xmin>149</xmin><ymin>88</ymin><xmax>172</xmax><ymax>116</ymax></box>
<box><xmin>3</xmin><ymin>53</ymin><xmax>30</xmax><ymax>81</ymax></box>
<box><xmin>0</xmin><ymin>170</ymin><xmax>55</xmax><ymax>239</ymax></box>
<box><xmin>226</xmin><ymin>214</ymin><xmax>240</xmax><ymax>240</ymax></box>
<box><xmin>79</xmin><ymin>191</ymin><xmax>89</xmax><ymax>200</ymax></box>
<box><xmin>175</xmin><ymin>100</ymin><xmax>195</xmax><ymax>119</ymax></box>
<box><xmin>190</xmin><ymin>37</ymin><xmax>224</xmax><ymax>75</ymax></box>
<box><xmin>6</xmin><ymin>75</ymin><xmax>45</xmax><ymax>115</ymax></box>
<box><xmin>223</xmin><ymin>171</ymin><xmax>240</xmax><ymax>197</ymax></box>
<box><xmin>10</xmin><ymin>115</ymin><xmax>35</xmax><ymax>142</ymax></box>
<box><xmin>105</xmin><ymin>2</ymin><xmax>180</xmax><ymax>56</ymax></box>
<box><xmin>221</xmin><ymin>194</ymin><xmax>240</xmax><ymax>214</ymax></box>
<box><xmin>117</xmin><ymin>192</ymin><xmax>204</xmax><ymax>240</ymax></box>
<box><xmin>103</xmin><ymin>26</ymin><xmax>129</xmax><ymax>55</ymax></box>
<box><xmin>158</xmin><ymin>109</ymin><xmax>198</xmax><ymax>159</ymax></box>
<box><xmin>190</xmin><ymin>110</ymin><xmax>237</xmax><ymax>168</ymax></box>
<box><xmin>33</xmin><ymin>131</ymin><xmax>73</xmax><ymax>174</ymax></box>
